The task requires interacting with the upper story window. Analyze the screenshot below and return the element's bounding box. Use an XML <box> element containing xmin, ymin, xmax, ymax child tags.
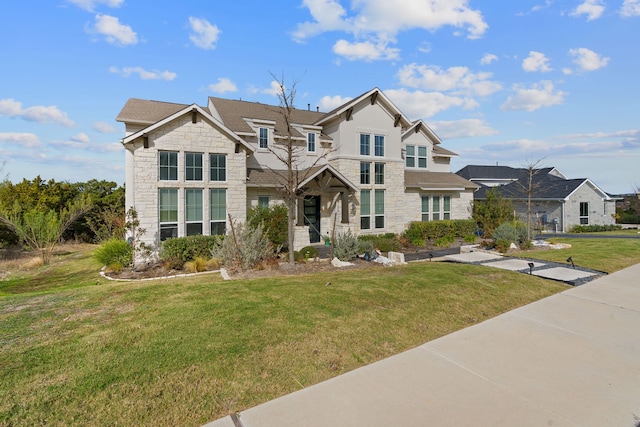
<box><xmin>406</xmin><ymin>145</ymin><xmax>427</xmax><ymax>168</ymax></box>
<box><xmin>307</xmin><ymin>132</ymin><xmax>316</xmax><ymax>152</ymax></box>
<box><xmin>159</xmin><ymin>151</ymin><xmax>178</xmax><ymax>181</ymax></box>
<box><xmin>374</xmin><ymin>135</ymin><xmax>384</xmax><ymax>157</ymax></box>
<box><xmin>210</xmin><ymin>154</ymin><xmax>226</xmax><ymax>182</ymax></box>
<box><xmin>406</xmin><ymin>145</ymin><xmax>415</xmax><ymax>167</ymax></box>
<box><xmin>360</xmin><ymin>162</ymin><xmax>370</xmax><ymax>185</ymax></box>
<box><xmin>360</xmin><ymin>134</ymin><xmax>370</xmax><ymax>156</ymax></box>
<box><xmin>259</xmin><ymin>127</ymin><xmax>269</xmax><ymax>149</ymax></box>
<box><xmin>418</xmin><ymin>146</ymin><xmax>427</xmax><ymax>168</ymax></box>
<box><xmin>374</xmin><ymin>162</ymin><xmax>384</xmax><ymax>185</ymax></box>
<box><xmin>185</xmin><ymin>152</ymin><xmax>203</xmax><ymax>181</ymax></box>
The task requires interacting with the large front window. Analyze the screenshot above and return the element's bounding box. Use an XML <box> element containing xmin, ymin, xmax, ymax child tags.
<box><xmin>375</xmin><ymin>190</ymin><xmax>385</xmax><ymax>228</ymax></box>
<box><xmin>159</xmin><ymin>151</ymin><xmax>178</xmax><ymax>181</ymax></box>
<box><xmin>360</xmin><ymin>134</ymin><xmax>370</xmax><ymax>156</ymax></box>
<box><xmin>185</xmin><ymin>189</ymin><xmax>203</xmax><ymax>236</ymax></box>
<box><xmin>185</xmin><ymin>152</ymin><xmax>203</xmax><ymax>181</ymax></box>
<box><xmin>360</xmin><ymin>190</ymin><xmax>371</xmax><ymax>230</ymax></box>
<box><xmin>210</xmin><ymin>189</ymin><xmax>227</xmax><ymax>235</ymax></box>
<box><xmin>360</xmin><ymin>162</ymin><xmax>370</xmax><ymax>185</ymax></box>
<box><xmin>210</xmin><ymin>154</ymin><xmax>226</xmax><ymax>181</ymax></box>
<box><xmin>159</xmin><ymin>188</ymin><xmax>178</xmax><ymax>241</ymax></box>
<box><xmin>580</xmin><ymin>202</ymin><xmax>589</xmax><ymax>224</ymax></box>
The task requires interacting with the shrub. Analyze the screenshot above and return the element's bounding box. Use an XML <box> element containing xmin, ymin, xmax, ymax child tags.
<box><xmin>463</xmin><ymin>234</ymin><xmax>477</xmax><ymax>243</ymax></box>
<box><xmin>160</xmin><ymin>235</ymin><xmax>221</xmax><ymax>265</ymax></box>
<box><xmin>493</xmin><ymin>221</ymin><xmax>528</xmax><ymax>248</ymax></box>
<box><xmin>333</xmin><ymin>229</ymin><xmax>359</xmax><ymax>261</ymax></box>
<box><xmin>358</xmin><ymin>233</ymin><xmax>401</xmax><ymax>252</ymax></box>
<box><xmin>299</xmin><ymin>246</ymin><xmax>319</xmax><ymax>260</ymax></box>
<box><xmin>356</xmin><ymin>238</ymin><xmax>375</xmax><ymax>259</ymax></box>
<box><xmin>94</xmin><ymin>238</ymin><xmax>132</xmax><ymax>270</ymax></box>
<box><xmin>210</xmin><ymin>221</ymin><xmax>274</xmax><ymax>272</ymax></box>
<box><xmin>434</xmin><ymin>235</ymin><xmax>455</xmax><ymax>247</ymax></box>
<box><xmin>402</xmin><ymin>222</ymin><xmax>428</xmax><ymax>246</ymax></box>
<box><xmin>184</xmin><ymin>256</ymin><xmax>208</xmax><ymax>273</ymax></box>
<box><xmin>569</xmin><ymin>224</ymin><xmax>622</xmax><ymax>233</ymax></box>
<box><xmin>247</xmin><ymin>204</ymin><xmax>288</xmax><ymax>249</ymax></box>
<box><xmin>402</xmin><ymin>219</ymin><xmax>477</xmax><ymax>246</ymax></box>
<box><xmin>206</xmin><ymin>257</ymin><xmax>220</xmax><ymax>270</ymax></box>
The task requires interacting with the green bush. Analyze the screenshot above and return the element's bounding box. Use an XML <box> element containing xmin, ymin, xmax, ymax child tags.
<box><xmin>402</xmin><ymin>219</ymin><xmax>477</xmax><ymax>246</ymax></box>
<box><xmin>356</xmin><ymin>238</ymin><xmax>376</xmax><ymax>259</ymax></box>
<box><xmin>434</xmin><ymin>235</ymin><xmax>455</xmax><ymax>247</ymax></box>
<box><xmin>210</xmin><ymin>221</ymin><xmax>274</xmax><ymax>272</ymax></box>
<box><xmin>358</xmin><ymin>233</ymin><xmax>401</xmax><ymax>252</ymax></box>
<box><xmin>333</xmin><ymin>230</ymin><xmax>359</xmax><ymax>261</ymax></box>
<box><xmin>299</xmin><ymin>246</ymin><xmax>319</xmax><ymax>260</ymax></box>
<box><xmin>159</xmin><ymin>235</ymin><xmax>221</xmax><ymax>265</ymax></box>
<box><xmin>94</xmin><ymin>238</ymin><xmax>132</xmax><ymax>270</ymax></box>
<box><xmin>493</xmin><ymin>221</ymin><xmax>528</xmax><ymax>247</ymax></box>
<box><xmin>247</xmin><ymin>204</ymin><xmax>288</xmax><ymax>249</ymax></box>
<box><xmin>570</xmin><ymin>224</ymin><xmax>622</xmax><ymax>233</ymax></box>
<box><xmin>463</xmin><ymin>234</ymin><xmax>477</xmax><ymax>243</ymax></box>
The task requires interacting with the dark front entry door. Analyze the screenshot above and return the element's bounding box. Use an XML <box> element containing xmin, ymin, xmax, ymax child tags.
<box><xmin>303</xmin><ymin>196</ymin><xmax>321</xmax><ymax>243</ymax></box>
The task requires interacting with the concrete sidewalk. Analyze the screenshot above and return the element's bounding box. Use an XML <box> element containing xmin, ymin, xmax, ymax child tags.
<box><xmin>205</xmin><ymin>263</ymin><xmax>640</xmax><ymax>427</ymax></box>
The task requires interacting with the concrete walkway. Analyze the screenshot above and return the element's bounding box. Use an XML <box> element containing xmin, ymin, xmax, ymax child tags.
<box><xmin>205</xmin><ymin>263</ymin><xmax>640</xmax><ymax>427</ymax></box>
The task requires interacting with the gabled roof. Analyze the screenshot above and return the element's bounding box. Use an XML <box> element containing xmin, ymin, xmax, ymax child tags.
<box><xmin>456</xmin><ymin>165</ymin><xmax>559</xmax><ymax>181</ymax></box>
<box><xmin>246</xmin><ymin>164</ymin><xmax>358</xmax><ymax>192</ymax></box>
<box><xmin>432</xmin><ymin>145</ymin><xmax>458</xmax><ymax>158</ymax></box>
<box><xmin>473</xmin><ymin>174</ymin><xmax>612</xmax><ymax>201</ymax></box>
<box><xmin>208</xmin><ymin>97</ymin><xmax>331</xmax><ymax>141</ymax></box>
<box><xmin>120</xmin><ymin>103</ymin><xmax>254</xmax><ymax>153</ymax></box>
<box><xmin>402</xmin><ymin>120</ymin><xmax>442</xmax><ymax>145</ymax></box>
<box><xmin>116</xmin><ymin>98</ymin><xmax>191</xmax><ymax>125</ymax></box>
<box><xmin>314</xmin><ymin>87</ymin><xmax>413</xmax><ymax>129</ymax></box>
<box><xmin>405</xmin><ymin>171</ymin><xmax>479</xmax><ymax>191</ymax></box>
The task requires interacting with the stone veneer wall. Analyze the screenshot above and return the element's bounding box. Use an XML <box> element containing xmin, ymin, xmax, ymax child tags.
<box><xmin>128</xmin><ymin>114</ymin><xmax>246</xmax><ymax>249</ymax></box>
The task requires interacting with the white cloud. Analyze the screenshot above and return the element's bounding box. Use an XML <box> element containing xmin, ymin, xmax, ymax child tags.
<box><xmin>397</xmin><ymin>63</ymin><xmax>502</xmax><ymax>97</ymax></box>
<box><xmin>522</xmin><ymin>51</ymin><xmax>552</xmax><ymax>72</ymax></box>
<box><xmin>500</xmin><ymin>81</ymin><xmax>566</xmax><ymax>112</ymax></box>
<box><xmin>318</xmin><ymin>95</ymin><xmax>352</xmax><ymax>111</ymax></box>
<box><xmin>569</xmin><ymin>47</ymin><xmax>610</xmax><ymax>71</ymax></box>
<box><xmin>93</xmin><ymin>121</ymin><xmax>117</xmax><ymax>133</ymax></box>
<box><xmin>109</xmin><ymin>66</ymin><xmax>177</xmax><ymax>80</ymax></box>
<box><xmin>430</xmin><ymin>119</ymin><xmax>498</xmax><ymax>139</ymax></box>
<box><xmin>293</xmin><ymin>0</ymin><xmax>487</xmax><ymax>60</ymax></box>
<box><xmin>208</xmin><ymin>78</ymin><xmax>237</xmax><ymax>94</ymax></box>
<box><xmin>0</xmin><ymin>98</ymin><xmax>74</xmax><ymax>127</ymax></box>
<box><xmin>385</xmin><ymin>88</ymin><xmax>478</xmax><ymax>118</ymax></box>
<box><xmin>71</xmin><ymin>133</ymin><xmax>91</xmax><ymax>143</ymax></box>
<box><xmin>90</xmin><ymin>14</ymin><xmax>137</xmax><ymax>46</ymax></box>
<box><xmin>570</xmin><ymin>0</ymin><xmax>606</xmax><ymax>21</ymax></box>
<box><xmin>66</xmin><ymin>0</ymin><xmax>123</xmax><ymax>12</ymax></box>
<box><xmin>332</xmin><ymin>39</ymin><xmax>399</xmax><ymax>61</ymax></box>
<box><xmin>621</xmin><ymin>0</ymin><xmax>640</xmax><ymax>16</ymax></box>
<box><xmin>483</xmin><ymin>139</ymin><xmax>552</xmax><ymax>152</ymax></box>
<box><xmin>0</xmin><ymin>132</ymin><xmax>42</xmax><ymax>148</ymax></box>
<box><xmin>261</xmin><ymin>81</ymin><xmax>282</xmax><ymax>96</ymax></box>
<box><xmin>189</xmin><ymin>17</ymin><xmax>221</xmax><ymax>50</ymax></box>
<box><xmin>480</xmin><ymin>53</ymin><xmax>498</xmax><ymax>65</ymax></box>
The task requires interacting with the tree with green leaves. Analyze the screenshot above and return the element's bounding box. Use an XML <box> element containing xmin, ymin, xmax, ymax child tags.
<box><xmin>472</xmin><ymin>187</ymin><xmax>515</xmax><ymax>239</ymax></box>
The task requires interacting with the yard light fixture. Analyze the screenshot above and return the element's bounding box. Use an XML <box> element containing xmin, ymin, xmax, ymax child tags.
<box><xmin>428</xmin><ymin>253</ymin><xmax>433</xmax><ymax>262</ymax></box>
<box><xmin>566</xmin><ymin>257</ymin><xmax>575</xmax><ymax>269</ymax></box>
<box><xmin>528</xmin><ymin>262</ymin><xmax>535</xmax><ymax>275</ymax></box>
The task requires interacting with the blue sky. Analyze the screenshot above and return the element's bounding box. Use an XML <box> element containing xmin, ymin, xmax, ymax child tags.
<box><xmin>1</xmin><ymin>0</ymin><xmax>638</xmax><ymax>193</ymax></box>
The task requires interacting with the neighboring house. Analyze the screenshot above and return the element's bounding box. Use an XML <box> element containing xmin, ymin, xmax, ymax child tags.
<box><xmin>116</xmin><ymin>88</ymin><xmax>478</xmax><ymax>251</ymax></box>
<box><xmin>456</xmin><ymin>165</ymin><xmax>617</xmax><ymax>232</ymax></box>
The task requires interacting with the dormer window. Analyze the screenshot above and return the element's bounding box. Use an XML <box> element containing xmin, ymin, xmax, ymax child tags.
<box><xmin>259</xmin><ymin>127</ymin><xmax>269</xmax><ymax>149</ymax></box>
<box><xmin>307</xmin><ymin>132</ymin><xmax>316</xmax><ymax>152</ymax></box>
<box><xmin>406</xmin><ymin>145</ymin><xmax>428</xmax><ymax>169</ymax></box>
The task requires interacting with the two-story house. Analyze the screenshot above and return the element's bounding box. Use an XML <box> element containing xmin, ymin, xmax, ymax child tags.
<box><xmin>116</xmin><ymin>88</ymin><xmax>478</xmax><ymax>251</ymax></box>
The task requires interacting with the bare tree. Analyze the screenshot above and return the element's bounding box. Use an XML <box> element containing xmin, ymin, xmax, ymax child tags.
<box><xmin>514</xmin><ymin>158</ymin><xmax>546</xmax><ymax>242</ymax></box>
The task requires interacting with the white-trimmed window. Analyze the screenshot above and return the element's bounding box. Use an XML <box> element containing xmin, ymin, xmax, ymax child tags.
<box><xmin>418</xmin><ymin>146</ymin><xmax>427</xmax><ymax>168</ymax></box>
<box><xmin>421</xmin><ymin>196</ymin><xmax>429</xmax><ymax>221</ymax></box>
<box><xmin>360</xmin><ymin>162</ymin><xmax>370</xmax><ymax>185</ymax></box>
<box><xmin>185</xmin><ymin>189</ymin><xmax>203</xmax><ymax>236</ymax></box>
<box><xmin>307</xmin><ymin>132</ymin><xmax>316</xmax><ymax>152</ymax></box>
<box><xmin>185</xmin><ymin>152</ymin><xmax>203</xmax><ymax>181</ymax></box>
<box><xmin>375</xmin><ymin>189</ymin><xmax>385</xmax><ymax>229</ymax></box>
<box><xmin>374</xmin><ymin>135</ymin><xmax>384</xmax><ymax>157</ymax></box>
<box><xmin>432</xmin><ymin>196</ymin><xmax>441</xmax><ymax>221</ymax></box>
<box><xmin>259</xmin><ymin>127</ymin><xmax>269</xmax><ymax>149</ymax></box>
<box><xmin>210</xmin><ymin>154</ymin><xmax>226</xmax><ymax>181</ymax></box>
<box><xmin>210</xmin><ymin>189</ymin><xmax>227</xmax><ymax>235</ymax></box>
<box><xmin>406</xmin><ymin>145</ymin><xmax>415</xmax><ymax>167</ymax></box>
<box><xmin>443</xmin><ymin>196</ymin><xmax>451</xmax><ymax>220</ymax></box>
<box><xmin>159</xmin><ymin>188</ymin><xmax>178</xmax><ymax>241</ymax></box>
<box><xmin>374</xmin><ymin>162</ymin><xmax>384</xmax><ymax>185</ymax></box>
<box><xmin>360</xmin><ymin>134</ymin><xmax>370</xmax><ymax>156</ymax></box>
<box><xmin>360</xmin><ymin>190</ymin><xmax>371</xmax><ymax>230</ymax></box>
<box><xmin>580</xmin><ymin>202</ymin><xmax>589</xmax><ymax>224</ymax></box>
<box><xmin>258</xmin><ymin>196</ymin><xmax>270</xmax><ymax>208</ymax></box>
<box><xmin>159</xmin><ymin>151</ymin><xmax>178</xmax><ymax>181</ymax></box>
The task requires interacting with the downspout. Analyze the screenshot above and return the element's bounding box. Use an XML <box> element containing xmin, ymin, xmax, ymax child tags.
<box><xmin>562</xmin><ymin>199</ymin><xmax>566</xmax><ymax>232</ymax></box>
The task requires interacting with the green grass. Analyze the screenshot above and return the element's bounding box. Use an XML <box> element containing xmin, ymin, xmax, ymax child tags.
<box><xmin>1</xmin><ymin>239</ymin><xmax>637</xmax><ymax>426</ymax></box>
<box><xmin>521</xmin><ymin>237</ymin><xmax>640</xmax><ymax>273</ymax></box>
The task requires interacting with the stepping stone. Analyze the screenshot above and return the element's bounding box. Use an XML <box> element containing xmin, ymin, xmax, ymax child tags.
<box><xmin>532</xmin><ymin>267</ymin><xmax>596</xmax><ymax>282</ymax></box>
<box><xmin>482</xmin><ymin>259</ymin><xmax>545</xmax><ymax>272</ymax></box>
<box><xmin>445</xmin><ymin>252</ymin><xmax>503</xmax><ymax>263</ymax></box>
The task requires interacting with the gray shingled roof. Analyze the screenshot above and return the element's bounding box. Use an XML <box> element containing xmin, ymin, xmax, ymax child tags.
<box><xmin>456</xmin><ymin>165</ymin><xmax>555</xmax><ymax>181</ymax></box>
<box><xmin>473</xmin><ymin>174</ymin><xmax>588</xmax><ymax>200</ymax></box>
<box><xmin>405</xmin><ymin>171</ymin><xmax>479</xmax><ymax>190</ymax></box>
<box><xmin>116</xmin><ymin>98</ymin><xmax>191</xmax><ymax>125</ymax></box>
<box><xmin>247</xmin><ymin>165</ymin><xmax>356</xmax><ymax>191</ymax></box>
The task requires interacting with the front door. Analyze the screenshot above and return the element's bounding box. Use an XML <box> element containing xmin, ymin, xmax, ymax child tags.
<box><xmin>303</xmin><ymin>196</ymin><xmax>321</xmax><ymax>243</ymax></box>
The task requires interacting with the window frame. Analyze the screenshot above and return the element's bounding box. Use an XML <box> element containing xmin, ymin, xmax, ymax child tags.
<box><xmin>421</xmin><ymin>195</ymin><xmax>430</xmax><ymax>221</ymax></box>
<box><xmin>360</xmin><ymin>189</ymin><xmax>371</xmax><ymax>230</ymax></box>
<box><xmin>374</xmin><ymin>189</ymin><xmax>385</xmax><ymax>229</ymax></box>
<box><xmin>579</xmin><ymin>202</ymin><xmax>589</xmax><ymax>225</ymax></box>
<box><xmin>432</xmin><ymin>196</ymin><xmax>441</xmax><ymax>221</ymax></box>
<box><xmin>185</xmin><ymin>152</ymin><xmax>203</xmax><ymax>181</ymax></box>
<box><xmin>406</xmin><ymin>145</ymin><xmax>416</xmax><ymax>168</ymax></box>
<box><xmin>210</xmin><ymin>188</ymin><xmax>227</xmax><ymax>235</ymax></box>
<box><xmin>443</xmin><ymin>195</ymin><xmax>451</xmax><ymax>220</ymax></box>
<box><xmin>159</xmin><ymin>188</ymin><xmax>178</xmax><ymax>241</ymax></box>
<box><xmin>374</xmin><ymin>135</ymin><xmax>385</xmax><ymax>157</ymax></box>
<box><xmin>259</xmin><ymin>127</ymin><xmax>269</xmax><ymax>149</ymax></box>
<box><xmin>360</xmin><ymin>134</ymin><xmax>370</xmax><ymax>156</ymax></box>
<box><xmin>417</xmin><ymin>146</ymin><xmax>428</xmax><ymax>169</ymax></box>
<box><xmin>307</xmin><ymin>132</ymin><xmax>316</xmax><ymax>153</ymax></box>
<box><xmin>258</xmin><ymin>196</ymin><xmax>270</xmax><ymax>208</ymax></box>
<box><xmin>374</xmin><ymin>162</ymin><xmax>384</xmax><ymax>185</ymax></box>
<box><xmin>360</xmin><ymin>162</ymin><xmax>370</xmax><ymax>185</ymax></box>
<box><xmin>159</xmin><ymin>151</ymin><xmax>178</xmax><ymax>181</ymax></box>
<box><xmin>209</xmin><ymin>153</ymin><xmax>226</xmax><ymax>182</ymax></box>
<box><xmin>185</xmin><ymin>188</ymin><xmax>203</xmax><ymax>236</ymax></box>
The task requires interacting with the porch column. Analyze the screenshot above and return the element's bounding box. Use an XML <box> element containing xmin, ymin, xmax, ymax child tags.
<box><xmin>341</xmin><ymin>191</ymin><xmax>349</xmax><ymax>224</ymax></box>
<box><xmin>296</xmin><ymin>198</ymin><xmax>305</xmax><ymax>226</ymax></box>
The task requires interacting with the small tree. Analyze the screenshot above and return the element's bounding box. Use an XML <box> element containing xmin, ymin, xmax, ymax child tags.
<box><xmin>124</xmin><ymin>207</ymin><xmax>153</xmax><ymax>269</ymax></box>
<box><xmin>0</xmin><ymin>198</ymin><xmax>92</xmax><ymax>265</ymax></box>
<box><xmin>473</xmin><ymin>188</ymin><xmax>514</xmax><ymax>239</ymax></box>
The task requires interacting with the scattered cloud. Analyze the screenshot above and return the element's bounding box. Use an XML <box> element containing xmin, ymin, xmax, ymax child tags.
<box><xmin>0</xmin><ymin>132</ymin><xmax>42</xmax><ymax>148</ymax></box>
<box><xmin>188</xmin><ymin>17</ymin><xmax>221</xmax><ymax>50</ymax></box>
<box><xmin>522</xmin><ymin>51</ymin><xmax>552</xmax><ymax>72</ymax></box>
<box><xmin>260</xmin><ymin>81</ymin><xmax>282</xmax><ymax>96</ymax></box>
<box><xmin>0</xmin><ymin>98</ymin><xmax>74</xmax><ymax>126</ymax></box>
<box><xmin>66</xmin><ymin>0</ymin><xmax>123</xmax><ymax>12</ymax></box>
<box><xmin>483</xmin><ymin>138</ymin><xmax>552</xmax><ymax>152</ymax></box>
<box><xmin>570</xmin><ymin>0</ymin><xmax>605</xmax><ymax>21</ymax></box>
<box><xmin>93</xmin><ymin>121</ymin><xmax>117</xmax><ymax>133</ymax></box>
<box><xmin>500</xmin><ymin>81</ymin><xmax>566</xmax><ymax>112</ymax></box>
<box><xmin>208</xmin><ymin>78</ymin><xmax>237</xmax><ymax>94</ymax></box>
<box><xmin>386</xmin><ymin>88</ymin><xmax>478</xmax><ymax>118</ymax></box>
<box><xmin>109</xmin><ymin>66</ymin><xmax>177</xmax><ymax>80</ymax></box>
<box><xmin>621</xmin><ymin>0</ymin><xmax>640</xmax><ymax>16</ymax></box>
<box><xmin>332</xmin><ymin>39</ymin><xmax>399</xmax><ymax>61</ymax></box>
<box><xmin>531</xmin><ymin>0</ymin><xmax>553</xmax><ymax>12</ymax></box>
<box><xmin>569</xmin><ymin>47</ymin><xmax>610</xmax><ymax>71</ymax></box>
<box><xmin>397</xmin><ymin>63</ymin><xmax>502</xmax><ymax>97</ymax></box>
<box><xmin>480</xmin><ymin>53</ymin><xmax>498</xmax><ymax>65</ymax></box>
<box><xmin>318</xmin><ymin>95</ymin><xmax>352</xmax><ymax>111</ymax></box>
<box><xmin>89</xmin><ymin>14</ymin><xmax>137</xmax><ymax>46</ymax></box>
<box><xmin>71</xmin><ymin>132</ymin><xmax>90</xmax><ymax>143</ymax></box>
<box><xmin>430</xmin><ymin>119</ymin><xmax>498</xmax><ymax>139</ymax></box>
